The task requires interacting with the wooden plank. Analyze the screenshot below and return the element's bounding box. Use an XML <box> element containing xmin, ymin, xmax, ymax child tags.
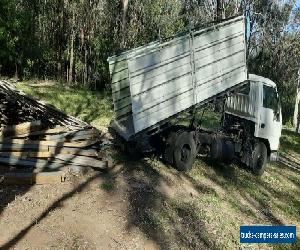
<box><xmin>0</xmin><ymin>145</ymin><xmax>100</xmax><ymax>157</ymax></box>
<box><xmin>0</xmin><ymin>155</ymin><xmax>65</xmax><ymax>169</ymax></box>
<box><xmin>0</xmin><ymin>144</ymin><xmax>49</xmax><ymax>151</ymax></box>
<box><xmin>44</xmin><ymin>128</ymin><xmax>100</xmax><ymax>141</ymax></box>
<box><xmin>0</xmin><ymin>151</ymin><xmax>53</xmax><ymax>158</ymax></box>
<box><xmin>24</xmin><ymin>126</ymin><xmax>69</xmax><ymax>136</ymax></box>
<box><xmin>0</xmin><ymin>81</ymin><xmax>88</xmax><ymax>128</ymax></box>
<box><xmin>0</xmin><ymin>121</ymin><xmax>43</xmax><ymax>138</ymax></box>
<box><xmin>48</xmin><ymin>147</ymin><xmax>99</xmax><ymax>157</ymax></box>
<box><xmin>54</xmin><ymin>154</ymin><xmax>108</xmax><ymax>169</ymax></box>
<box><xmin>3</xmin><ymin>171</ymin><xmax>66</xmax><ymax>185</ymax></box>
<box><xmin>0</xmin><ymin>138</ymin><xmax>99</xmax><ymax>148</ymax></box>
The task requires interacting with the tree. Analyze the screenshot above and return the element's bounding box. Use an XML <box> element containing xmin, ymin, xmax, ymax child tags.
<box><xmin>294</xmin><ymin>69</ymin><xmax>300</xmax><ymax>132</ymax></box>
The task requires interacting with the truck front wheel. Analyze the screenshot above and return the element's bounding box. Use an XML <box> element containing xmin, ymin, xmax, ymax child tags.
<box><xmin>251</xmin><ymin>142</ymin><xmax>268</xmax><ymax>176</ymax></box>
<box><xmin>173</xmin><ymin>131</ymin><xmax>197</xmax><ymax>171</ymax></box>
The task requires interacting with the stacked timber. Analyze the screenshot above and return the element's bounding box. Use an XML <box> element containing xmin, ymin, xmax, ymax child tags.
<box><xmin>0</xmin><ymin>122</ymin><xmax>107</xmax><ymax>172</ymax></box>
<box><xmin>0</xmin><ymin>81</ymin><xmax>107</xmax><ymax>178</ymax></box>
<box><xmin>0</xmin><ymin>80</ymin><xmax>87</xmax><ymax>127</ymax></box>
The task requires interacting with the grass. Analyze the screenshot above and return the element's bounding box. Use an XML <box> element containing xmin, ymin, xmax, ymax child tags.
<box><xmin>121</xmin><ymin>156</ymin><xmax>299</xmax><ymax>249</ymax></box>
<box><xmin>16</xmin><ymin>80</ymin><xmax>300</xmax><ymax>249</ymax></box>
<box><xmin>17</xmin><ymin>80</ymin><xmax>114</xmax><ymax>128</ymax></box>
<box><xmin>280</xmin><ymin>129</ymin><xmax>300</xmax><ymax>156</ymax></box>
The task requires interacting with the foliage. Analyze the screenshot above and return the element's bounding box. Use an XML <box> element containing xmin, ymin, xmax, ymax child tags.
<box><xmin>246</xmin><ymin>0</ymin><xmax>300</xmax><ymax>123</ymax></box>
<box><xmin>1</xmin><ymin>0</ymin><xmax>300</xmax><ymax>123</ymax></box>
<box><xmin>280</xmin><ymin>129</ymin><xmax>300</xmax><ymax>155</ymax></box>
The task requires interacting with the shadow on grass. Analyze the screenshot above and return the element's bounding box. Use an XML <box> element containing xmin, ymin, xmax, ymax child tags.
<box><xmin>202</xmin><ymin>159</ymin><xmax>299</xmax><ymax>221</ymax></box>
<box><xmin>280</xmin><ymin>129</ymin><xmax>300</xmax><ymax>155</ymax></box>
<box><xmin>1</xmin><ymin>147</ymin><xmax>299</xmax><ymax>249</ymax></box>
<box><xmin>122</xmin><ymin>158</ymin><xmax>217</xmax><ymax>249</ymax></box>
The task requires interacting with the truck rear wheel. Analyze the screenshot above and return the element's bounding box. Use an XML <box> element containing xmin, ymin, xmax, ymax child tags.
<box><xmin>251</xmin><ymin>142</ymin><xmax>268</xmax><ymax>176</ymax></box>
<box><xmin>173</xmin><ymin>131</ymin><xmax>197</xmax><ymax>171</ymax></box>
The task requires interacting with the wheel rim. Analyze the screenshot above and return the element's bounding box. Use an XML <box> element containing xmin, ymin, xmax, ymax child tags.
<box><xmin>181</xmin><ymin>144</ymin><xmax>191</xmax><ymax>162</ymax></box>
<box><xmin>256</xmin><ymin>153</ymin><xmax>263</xmax><ymax>168</ymax></box>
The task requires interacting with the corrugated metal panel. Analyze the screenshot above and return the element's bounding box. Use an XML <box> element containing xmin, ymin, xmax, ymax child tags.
<box><xmin>108</xmin><ymin>16</ymin><xmax>247</xmax><ymax>135</ymax></box>
<box><xmin>109</xmin><ymin>58</ymin><xmax>132</xmax><ymax>119</ymax></box>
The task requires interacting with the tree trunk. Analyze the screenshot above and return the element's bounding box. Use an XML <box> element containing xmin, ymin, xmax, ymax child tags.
<box><xmin>121</xmin><ymin>0</ymin><xmax>129</xmax><ymax>47</ymax></box>
<box><xmin>84</xmin><ymin>44</ymin><xmax>88</xmax><ymax>86</ymax></box>
<box><xmin>294</xmin><ymin>91</ymin><xmax>300</xmax><ymax>132</ymax></box>
<box><xmin>235</xmin><ymin>0</ymin><xmax>240</xmax><ymax>15</ymax></box>
<box><xmin>216</xmin><ymin>0</ymin><xmax>224</xmax><ymax>21</ymax></box>
<box><xmin>15</xmin><ymin>62</ymin><xmax>18</xmax><ymax>79</ymax></box>
<box><xmin>293</xmin><ymin>69</ymin><xmax>300</xmax><ymax>132</ymax></box>
<box><xmin>68</xmin><ymin>10</ymin><xmax>75</xmax><ymax>85</ymax></box>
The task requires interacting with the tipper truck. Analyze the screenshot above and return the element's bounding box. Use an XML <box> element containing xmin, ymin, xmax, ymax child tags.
<box><xmin>107</xmin><ymin>16</ymin><xmax>282</xmax><ymax>175</ymax></box>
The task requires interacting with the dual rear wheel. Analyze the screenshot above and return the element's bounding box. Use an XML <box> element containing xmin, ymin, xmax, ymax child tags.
<box><xmin>165</xmin><ymin>131</ymin><xmax>197</xmax><ymax>171</ymax></box>
<box><xmin>165</xmin><ymin>130</ymin><xmax>268</xmax><ymax>175</ymax></box>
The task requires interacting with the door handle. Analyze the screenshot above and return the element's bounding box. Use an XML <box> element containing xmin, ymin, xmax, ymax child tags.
<box><xmin>261</xmin><ymin>123</ymin><xmax>265</xmax><ymax>129</ymax></box>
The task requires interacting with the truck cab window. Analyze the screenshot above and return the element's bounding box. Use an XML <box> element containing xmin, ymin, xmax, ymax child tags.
<box><xmin>263</xmin><ymin>85</ymin><xmax>279</xmax><ymax>111</ymax></box>
<box><xmin>238</xmin><ymin>82</ymin><xmax>250</xmax><ymax>95</ymax></box>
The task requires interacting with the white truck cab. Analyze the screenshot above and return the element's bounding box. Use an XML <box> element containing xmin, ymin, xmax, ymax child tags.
<box><xmin>225</xmin><ymin>74</ymin><xmax>282</xmax><ymax>164</ymax></box>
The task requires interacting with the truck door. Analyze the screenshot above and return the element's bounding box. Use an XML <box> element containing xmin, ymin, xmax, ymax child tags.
<box><xmin>257</xmin><ymin>84</ymin><xmax>282</xmax><ymax>151</ymax></box>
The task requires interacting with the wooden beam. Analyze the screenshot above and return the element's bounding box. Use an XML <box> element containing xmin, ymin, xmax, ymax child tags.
<box><xmin>48</xmin><ymin>147</ymin><xmax>99</xmax><ymax>157</ymax></box>
<box><xmin>0</xmin><ymin>144</ymin><xmax>49</xmax><ymax>151</ymax></box>
<box><xmin>0</xmin><ymin>121</ymin><xmax>43</xmax><ymax>138</ymax></box>
<box><xmin>2</xmin><ymin>171</ymin><xmax>66</xmax><ymax>185</ymax></box>
<box><xmin>44</xmin><ymin>128</ymin><xmax>100</xmax><ymax>141</ymax></box>
<box><xmin>27</xmin><ymin>126</ymin><xmax>69</xmax><ymax>136</ymax></box>
<box><xmin>0</xmin><ymin>155</ymin><xmax>66</xmax><ymax>169</ymax></box>
<box><xmin>0</xmin><ymin>146</ymin><xmax>99</xmax><ymax>157</ymax></box>
<box><xmin>0</xmin><ymin>138</ymin><xmax>99</xmax><ymax>148</ymax></box>
<box><xmin>54</xmin><ymin>154</ymin><xmax>108</xmax><ymax>169</ymax></box>
<box><xmin>0</xmin><ymin>151</ymin><xmax>53</xmax><ymax>158</ymax></box>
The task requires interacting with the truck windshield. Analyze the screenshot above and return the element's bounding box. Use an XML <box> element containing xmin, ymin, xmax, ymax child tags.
<box><xmin>263</xmin><ymin>85</ymin><xmax>280</xmax><ymax>112</ymax></box>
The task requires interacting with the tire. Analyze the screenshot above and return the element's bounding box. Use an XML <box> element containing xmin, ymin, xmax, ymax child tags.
<box><xmin>173</xmin><ymin>131</ymin><xmax>197</xmax><ymax>171</ymax></box>
<box><xmin>250</xmin><ymin>142</ymin><xmax>268</xmax><ymax>176</ymax></box>
<box><xmin>125</xmin><ymin>141</ymin><xmax>142</xmax><ymax>160</ymax></box>
<box><xmin>163</xmin><ymin>131</ymin><xmax>178</xmax><ymax>164</ymax></box>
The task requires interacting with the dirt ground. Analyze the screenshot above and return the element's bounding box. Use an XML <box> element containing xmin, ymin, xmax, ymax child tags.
<box><xmin>0</xmin><ymin>146</ymin><xmax>299</xmax><ymax>249</ymax></box>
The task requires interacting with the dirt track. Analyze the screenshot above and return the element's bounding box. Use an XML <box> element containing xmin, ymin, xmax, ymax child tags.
<box><xmin>0</xmin><ymin>151</ymin><xmax>299</xmax><ymax>249</ymax></box>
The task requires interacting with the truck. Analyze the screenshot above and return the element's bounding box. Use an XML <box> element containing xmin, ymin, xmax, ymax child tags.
<box><xmin>107</xmin><ymin>16</ymin><xmax>282</xmax><ymax>176</ymax></box>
